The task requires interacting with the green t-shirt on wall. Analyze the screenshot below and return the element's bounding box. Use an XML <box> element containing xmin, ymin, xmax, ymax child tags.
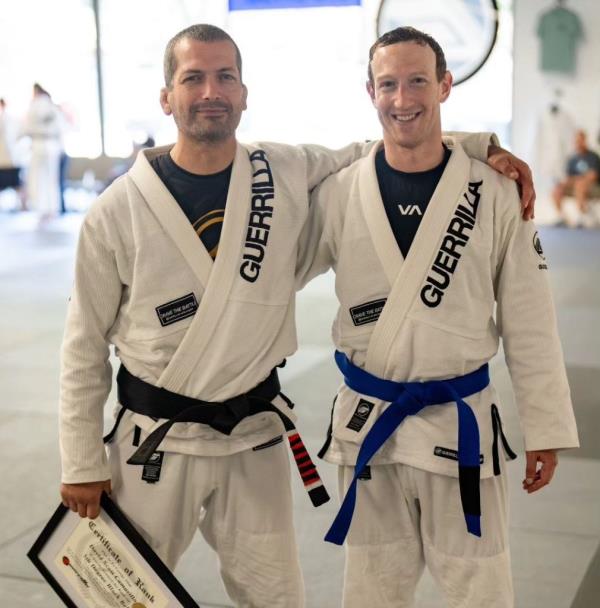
<box><xmin>537</xmin><ymin>6</ymin><xmax>583</xmax><ymax>74</ymax></box>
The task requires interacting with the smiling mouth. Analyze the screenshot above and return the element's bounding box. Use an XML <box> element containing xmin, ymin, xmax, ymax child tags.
<box><xmin>392</xmin><ymin>111</ymin><xmax>421</xmax><ymax>123</ymax></box>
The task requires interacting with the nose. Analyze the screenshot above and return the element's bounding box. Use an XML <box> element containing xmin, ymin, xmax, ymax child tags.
<box><xmin>391</xmin><ymin>84</ymin><xmax>409</xmax><ymax>107</ymax></box>
<box><xmin>201</xmin><ymin>76</ymin><xmax>221</xmax><ymax>100</ymax></box>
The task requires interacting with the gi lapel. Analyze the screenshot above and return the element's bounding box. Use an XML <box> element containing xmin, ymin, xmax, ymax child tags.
<box><xmin>364</xmin><ymin>142</ymin><xmax>471</xmax><ymax>377</ymax></box>
<box><xmin>139</xmin><ymin>143</ymin><xmax>253</xmax><ymax>392</ymax></box>
<box><xmin>358</xmin><ymin>142</ymin><xmax>403</xmax><ymax>286</ymax></box>
<box><xmin>130</xmin><ymin>146</ymin><xmax>214</xmax><ymax>288</ymax></box>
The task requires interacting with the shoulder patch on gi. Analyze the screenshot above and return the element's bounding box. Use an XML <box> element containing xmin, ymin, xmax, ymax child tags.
<box><xmin>346</xmin><ymin>399</ymin><xmax>375</xmax><ymax>431</ymax></box>
<box><xmin>533</xmin><ymin>231</ymin><xmax>548</xmax><ymax>270</ymax></box>
<box><xmin>349</xmin><ymin>299</ymin><xmax>387</xmax><ymax>326</ymax></box>
<box><xmin>155</xmin><ymin>293</ymin><xmax>198</xmax><ymax>327</ymax></box>
<box><xmin>434</xmin><ymin>446</ymin><xmax>484</xmax><ymax>464</ymax></box>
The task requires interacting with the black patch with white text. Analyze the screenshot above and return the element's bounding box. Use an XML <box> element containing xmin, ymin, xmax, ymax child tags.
<box><xmin>155</xmin><ymin>293</ymin><xmax>198</xmax><ymax>327</ymax></box>
<box><xmin>253</xmin><ymin>435</ymin><xmax>284</xmax><ymax>451</ymax></box>
<box><xmin>346</xmin><ymin>399</ymin><xmax>375</xmax><ymax>431</ymax></box>
<box><xmin>358</xmin><ymin>465</ymin><xmax>371</xmax><ymax>480</ymax></box>
<box><xmin>349</xmin><ymin>299</ymin><xmax>387</xmax><ymax>326</ymax></box>
<box><xmin>434</xmin><ymin>446</ymin><xmax>484</xmax><ymax>464</ymax></box>
<box><xmin>141</xmin><ymin>451</ymin><xmax>164</xmax><ymax>483</ymax></box>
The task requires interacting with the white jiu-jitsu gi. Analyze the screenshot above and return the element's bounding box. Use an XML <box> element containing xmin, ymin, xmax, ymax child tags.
<box><xmin>296</xmin><ymin>139</ymin><xmax>579</xmax><ymax>608</ymax></box>
<box><xmin>22</xmin><ymin>94</ymin><xmax>62</xmax><ymax>215</ymax></box>
<box><xmin>59</xmin><ymin>134</ymin><xmax>492</xmax><ymax>607</ymax></box>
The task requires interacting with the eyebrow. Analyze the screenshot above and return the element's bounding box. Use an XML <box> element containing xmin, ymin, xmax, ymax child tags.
<box><xmin>181</xmin><ymin>67</ymin><xmax>236</xmax><ymax>75</ymax></box>
<box><xmin>376</xmin><ymin>71</ymin><xmax>429</xmax><ymax>81</ymax></box>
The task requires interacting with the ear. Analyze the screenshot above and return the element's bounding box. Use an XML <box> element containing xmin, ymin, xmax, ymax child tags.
<box><xmin>366</xmin><ymin>80</ymin><xmax>376</xmax><ymax>106</ymax></box>
<box><xmin>439</xmin><ymin>71</ymin><xmax>453</xmax><ymax>103</ymax></box>
<box><xmin>241</xmin><ymin>83</ymin><xmax>248</xmax><ymax>111</ymax></box>
<box><xmin>160</xmin><ymin>87</ymin><xmax>172</xmax><ymax>115</ymax></box>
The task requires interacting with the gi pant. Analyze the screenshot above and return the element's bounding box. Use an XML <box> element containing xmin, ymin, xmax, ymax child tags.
<box><xmin>108</xmin><ymin>416</ymin><xmax>304</xmax><ymax>608</ymax></box>
<box><xmin>339</xmin><ymin>463</ymin><xmax>512</xmax><ymax>608</ymax></box>
<box><xmin>27</xmin><ymin>139</ymin><xmax>61</xmax><ymax>215</ymax></box>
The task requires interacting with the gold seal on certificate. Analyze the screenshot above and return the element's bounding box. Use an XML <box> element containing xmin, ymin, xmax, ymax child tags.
<box><xmin>28</xmin><ymin>494</ymin><xmax>200</xmax><ymax>608</ymax></box>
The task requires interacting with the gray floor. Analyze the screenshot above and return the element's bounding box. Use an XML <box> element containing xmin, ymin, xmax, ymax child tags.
<box><xmin>0</xmin><ymin>211</ymin><xmax>598</xmax><ymax>607</ymax></box>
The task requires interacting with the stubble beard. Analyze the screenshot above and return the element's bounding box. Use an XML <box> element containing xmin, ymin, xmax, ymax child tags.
<box><xmin>186</xmin><ymin>117</ymin><xmax>234</xmax><ymax>144</ymax></box>
<box><xmin>174</xmin><ymin>106</ymin><xmax>238</xmax><ymax>144</ymax></box>
<box><xmin>193</xmin><ymin>124</ymin><xmax>234</xmax><ymax>144</ymax></box>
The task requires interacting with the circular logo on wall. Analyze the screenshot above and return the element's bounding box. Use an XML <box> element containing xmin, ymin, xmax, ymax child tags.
<box><xmin>533</xmin><ymin>231</ymin><xmax>545</xmax><ymax>260</ymax></box>
<box><xmin>376</xmin><ymin>0</ymin><xmax>499</xmax><ymax>85</ymax></box>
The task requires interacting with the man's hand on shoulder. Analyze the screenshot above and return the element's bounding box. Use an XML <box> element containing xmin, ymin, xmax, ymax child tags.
<box><xmin>61</xmin><ymin>479</ymin><xmax>112</xmax><ymax>519</ymax></box>
<box><xmin>522</xmin><ymin>450</ymin><xmax>558</xmax><ymax>494</ymax></box>
<box><xmin>487</xmin><ymin>144</ymin><xmax>536</xmax><ymax>221</ymax></box>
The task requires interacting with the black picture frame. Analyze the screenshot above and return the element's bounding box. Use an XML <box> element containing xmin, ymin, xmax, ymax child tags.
<box><xmin>27</xmin><ymin>493</ymin><xmax>200</xmax><ymax>608</ymax></box>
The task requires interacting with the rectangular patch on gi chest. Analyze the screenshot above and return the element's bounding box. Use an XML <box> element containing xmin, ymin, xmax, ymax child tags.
<box><xmin>155</xmin><ymin>293</ymin><xmax>198</xmax><ymax>327</ymax></box>
<box><xmin>346</xmin><ymin>399</ymin><xmax>375</xmax><ymax>432</ymax></box>
<box><xmin>349</xmin><ymin>298</ymin><xmax>387</xmax><ymax>326</ymax></box>
<box><xmin>434</xmin><ymin>446</ymin><xmax>484</xmax><ymax>464</ymax></box>
<box><xmin>141</xmin><ymin>451</ymin><xmax>164</xmax><ymax>483</ymax></box>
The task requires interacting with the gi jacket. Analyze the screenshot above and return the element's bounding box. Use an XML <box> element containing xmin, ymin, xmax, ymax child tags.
<box><xmin>59</xmin><ymin>135</ymin><xmax>494</xmax><ymax>484</ymax></box>
<box><xmin>297</xmin><ymin>140</ymin><xmax>579</xmax><ymax>477</ymax></box>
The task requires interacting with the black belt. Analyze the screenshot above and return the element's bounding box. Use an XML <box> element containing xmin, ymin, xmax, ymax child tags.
<box><xmin>105</xmin><ymin>365</ymin><xmax>329</xmax><ymax>507</ymax></box>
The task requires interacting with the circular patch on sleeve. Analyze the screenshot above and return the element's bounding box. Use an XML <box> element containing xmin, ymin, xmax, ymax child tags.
<box><xmin>533</xmin><ymin>231</ymin><xmax>545</xmax><ymax>260</ymax></box>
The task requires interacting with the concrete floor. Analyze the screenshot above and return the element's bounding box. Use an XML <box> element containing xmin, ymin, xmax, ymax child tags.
<box><xmin>0</xmin><ymin>210</ymin><xmax>598</xmax><ymax>607</ymax></box>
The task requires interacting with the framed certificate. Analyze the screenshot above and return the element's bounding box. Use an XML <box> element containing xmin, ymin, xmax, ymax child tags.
<box><xmin>27</xmin><ymin>493</ymin><xmax>200</xmax><ymax>608</ymax></box>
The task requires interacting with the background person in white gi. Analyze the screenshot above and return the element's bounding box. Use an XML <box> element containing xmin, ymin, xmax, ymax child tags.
<box><xmin>58</xmin><ymin>24</ymin><xmax>537</xmax><ymax>608</ymax></box>
<box><xmin>297</xmin><ymin>27</ymin><xmax>579</xmax><ymax>608</ymax></box>
<box><xmin>21</xmin><ymin>83</ymin><xmax>63</xmax><ymax>220</ymax></box>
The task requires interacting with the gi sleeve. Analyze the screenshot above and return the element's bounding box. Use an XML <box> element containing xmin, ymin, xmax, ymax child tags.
<box><xmin>59</xmin><ymin>205</ymin><xmax>123</xmax><ymax>484</ymax></box>
<box><xmin>298</xmin><ymin>142</ymin><xmax>376</xmax><ymax>190</ymax></box>
<box><xmin>295</xmin><ymin>172</ymin><xmax>341</xmax><ymax>290</ymax></box>
<box><xmin>494</xmin><ymin>178</ymin><xmax>579</xmax><ymax>452</ymax></box>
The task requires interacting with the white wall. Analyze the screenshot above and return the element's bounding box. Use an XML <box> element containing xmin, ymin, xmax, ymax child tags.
<box><xmin>512</xmin><ymin>0</ymin><xmax>600</xmax><ymax>208</ymax></box>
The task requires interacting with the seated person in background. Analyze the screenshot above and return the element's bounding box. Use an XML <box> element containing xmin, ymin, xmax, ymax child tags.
<box><xmin>552</xmin><ymin>129</ymin><xmax>600</xmax><ymax>227</ymax></box>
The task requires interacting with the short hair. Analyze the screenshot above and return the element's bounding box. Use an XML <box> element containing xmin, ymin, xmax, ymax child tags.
<box><xmin>33</xmin><ymin>82</ymin><xmax>49</xmax><ymax>96</ymax></box>
<box><xmin>163</xmin><ymin>24</ymin><xmax>243</xmax><ymax>88</ymax></box>
<box><xmin>368</xmin><ymin>26</ymin><xmax>447</xmax><ymax>84</ymax></box>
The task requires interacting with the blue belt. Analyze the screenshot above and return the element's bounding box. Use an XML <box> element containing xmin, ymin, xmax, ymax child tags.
<box><xmin>325</xmin><ymin>351</ymin><xmax>490</xmax><ymax>545</ymax></box>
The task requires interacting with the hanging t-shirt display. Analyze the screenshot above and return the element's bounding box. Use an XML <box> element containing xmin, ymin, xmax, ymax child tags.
<box><xmin>536</xmin><ymin>6</ymin><xmax>583</xmax><ymax>75</ymax></box>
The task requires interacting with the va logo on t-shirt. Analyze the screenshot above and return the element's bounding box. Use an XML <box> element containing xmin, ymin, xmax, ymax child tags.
<box><xmin>397</xmin><ymin>203</ymin><xmax>423</xmax><ymax>216</ymax></box>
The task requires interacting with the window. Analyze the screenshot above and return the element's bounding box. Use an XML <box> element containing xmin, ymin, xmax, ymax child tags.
<box><xmin>0</xmin><ymin>0</ymin><xmax>101</xmax><ymax>157</ymax></box>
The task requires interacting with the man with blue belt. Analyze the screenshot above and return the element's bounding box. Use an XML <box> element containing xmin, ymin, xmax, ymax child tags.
<box><xmin>297</xmin><ymin>26</ymin><xmax>579</xmax><ymax>607</ymax></box>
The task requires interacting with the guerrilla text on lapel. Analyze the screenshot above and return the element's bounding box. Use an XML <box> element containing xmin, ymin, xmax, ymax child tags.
<box><xmin>239</xmin><ymin>149</ymin><xmax>275</xmax><ymax>283</ymax></box>
<box><xmin>420</xmin><ymin>180</ymin><xmax>482</xmax><ymax>308</ymax></box>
